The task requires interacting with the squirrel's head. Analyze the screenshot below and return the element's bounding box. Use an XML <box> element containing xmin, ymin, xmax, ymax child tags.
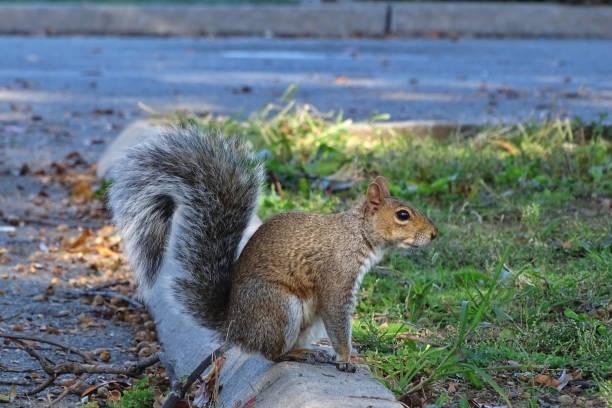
<box><xmin>364</xmin><ymin>176</ymin><xmax>438</xmax><ymax>250</ymax></box>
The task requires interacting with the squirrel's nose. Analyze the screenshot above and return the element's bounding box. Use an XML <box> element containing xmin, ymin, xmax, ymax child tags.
<box><xmin>430</xmin><ymin>229</ymin><xmax>438</xmax><ymax>241</ymax></box>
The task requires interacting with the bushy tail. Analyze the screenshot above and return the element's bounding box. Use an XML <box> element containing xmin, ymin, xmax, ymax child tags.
<box><xmin>108</xmin><ymin>125</ymin><xmax>263</xmax><ymax>328</ymax></box>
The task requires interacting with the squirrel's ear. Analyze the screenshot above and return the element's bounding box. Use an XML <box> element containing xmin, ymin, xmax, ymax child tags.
<box><xmin>366</xmin><ymin>177</ymin><xmax>388</xmax><ymax>214</ymax></box>
<box><xmin>373</xmin><ymin>176</ymin><xmax>390</xmax><ymax>197</ymax></box>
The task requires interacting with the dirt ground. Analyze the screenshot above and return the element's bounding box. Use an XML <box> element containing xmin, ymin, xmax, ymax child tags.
<box><xmin>0</xmin><ymin>110</ymin><xmax>164</xmax><ymax>406</ymax></box>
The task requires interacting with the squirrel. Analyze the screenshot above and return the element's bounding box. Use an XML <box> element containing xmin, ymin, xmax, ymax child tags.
<box><xmin>108</xmin><ymin>125</ymin><xmax>438</xmax><ymax>372</ymax></box>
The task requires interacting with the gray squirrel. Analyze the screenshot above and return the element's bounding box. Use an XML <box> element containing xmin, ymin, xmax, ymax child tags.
<box><xmin>108</xmin><ymin>125</ymin><xmax>438</xmax><ymax>372</ymax></box>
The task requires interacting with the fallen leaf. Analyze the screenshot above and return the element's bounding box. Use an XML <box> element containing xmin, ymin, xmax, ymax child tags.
<box><xmin>99</xmin><ymin>350</ymin><xmax>111</xmax><ymax>362</ymax></box>
<box><xmin>535</xmin><ymin>373</ymin><xmax>561</xmax><ymax>387</ymax></box>
<box><xmin>73</xmin><ymin>180</ymin><xmax>93</xmax><ymax>201</ymax></box>
<box><xmin>0</xmin><ymin>385</ymin><xmax>16</xmax><ymax>403</ymax></box>
<box><xmin>98</xmin><ymin>246</ymin><xmax>119</xmax><ymax>258</ymax></box>
<box><xmin>491</xmin><ymin>140</ymin><xmax>518</xmax><ymax>155</ymax></box>
<box><xmin>334</xmin><ymin>75</ymin><xmax>348</xmax><ymax>85</ymax></box>
<box><xmin>69</xmin><ymin>229</ymin><xmax>92</xmax><ymax>249</ymax></box>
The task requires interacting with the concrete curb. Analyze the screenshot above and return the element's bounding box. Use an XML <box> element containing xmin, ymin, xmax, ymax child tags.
<box><xmin>1</xmin><ymin>2</ymin><xmax>611</xmax><ymax>38</ymax></box>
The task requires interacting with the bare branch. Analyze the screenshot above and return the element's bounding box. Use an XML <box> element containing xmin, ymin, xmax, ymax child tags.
<box><xmin>23</xmin><ymin>376</ymin><xmax>56</xmax><ymax>396</ymax></box>
<box><xmin>0</xmin><ymin>332</ymin><xmax>94</xmax><ymax>362</ymax></box>
<box><xmin>49</xmin><ymin>374</ymin><xmax>89</xmax><ymax>406</ymax></box>
<box><xmin>12</xmin><ymin>339</ymin><xmax>56</xmax><ymax>374</ymax></box>
<box><xmin>5</xmin><ymin>336</ymin><xmax>160</xmax><ymax>398</ymax></box>
<box><xmin>48</xmin><ymin>354</ymin><xmax>159</xmax><ymax>377</ymax></box>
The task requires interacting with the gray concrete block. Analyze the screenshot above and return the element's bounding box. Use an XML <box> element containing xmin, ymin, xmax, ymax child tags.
<box><xmin>392</xmin><ymin>3</ymin><xmax>612</xmax><ymax>37</ymax></box>
<box><xmin>0</xmin><ymin>4</ymin><xmax>388</xmax><ymax>37</ymax></box>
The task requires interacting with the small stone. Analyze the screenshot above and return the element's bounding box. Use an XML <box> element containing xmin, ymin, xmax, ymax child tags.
<box><xmin>559</xmin><ymin>395</ymin><xmax>573</xmax><ymax>406</ymax></box>
<box><xmin>143</xmin><ymin>320</ymin><xmax>156</xmax><ymax>330</ymax></box>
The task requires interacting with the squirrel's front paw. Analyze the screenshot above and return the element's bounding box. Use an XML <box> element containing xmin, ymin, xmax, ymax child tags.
<box><xmin>335</xmin><ymin>361</ymin><xmax>357</xmax><ymax>373</ymax></box>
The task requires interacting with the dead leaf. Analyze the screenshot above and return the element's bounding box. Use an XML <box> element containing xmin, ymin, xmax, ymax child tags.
<box><xmin>491</xmin><ymin>140</ymin><xmax>518</xmax><ymax>155</ymax></box>
<box><xmin>535</xmin><ymin>373</ymin><xmax>561</xmax><ymax>388</ymax></box>
<box><xmin>107</xmin><ymin>389</ymin><xmax>122</xmax><ymax>402</ymax></box>
<box><xmin>97</xmin><ymin>225</ymin><xmax>115</xmax><ymax>238</ymax></box>
<box><xmin>334</xmin><ymin>75</ymin><xmax>348</xmax><ymax>85</ymax></box>
<box><xmin>98</xmin><ymin>246</ymin><xmax>119</xmax><ymax>258</ymax></box>
<box><xmin>0</xmin><ymin>385</ymin><xmax>16</xmax><ymax>403</ymax></box>
<box><xmin>99</xmin><ymin>350</ymin><xmax>111</xmax><ymax>362</ymax></box>
<box><xmin>69</xmin><ymin>229</ymin><xmax>92</xmax><ymax>249</ymax></box>
<box><xmin>73</xmin><ymin>180</ymin><xmax>93</xmax><ymax>201</ymax></box>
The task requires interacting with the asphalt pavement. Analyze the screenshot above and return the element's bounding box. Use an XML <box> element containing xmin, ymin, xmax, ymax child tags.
<box><xmin>1</xmin><ymin>36</ymin><xmax>611</xmax><ymax>130</ymax></box>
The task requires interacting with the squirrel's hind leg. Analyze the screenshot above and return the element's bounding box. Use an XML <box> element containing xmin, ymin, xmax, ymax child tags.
<box><xmin>226</xmin><ymin>283</ymin><xmax>302</xmax><ymax>361</ymax></box>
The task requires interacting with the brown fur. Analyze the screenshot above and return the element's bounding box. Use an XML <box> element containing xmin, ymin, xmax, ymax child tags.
<box><xmin>225</xmin><ymin>176</ymin><xmax>437</xmax><ymax>363</ymax></box>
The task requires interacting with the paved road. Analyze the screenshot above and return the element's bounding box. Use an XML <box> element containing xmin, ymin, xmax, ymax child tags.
<box><xmin>1</xmin><ymin>37</ymin><xmax>611</xmax><ymax>127</ymax></box>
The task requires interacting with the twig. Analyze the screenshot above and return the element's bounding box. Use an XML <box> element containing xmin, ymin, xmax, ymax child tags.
<box><xmin>7</xmin><ymin>337</ymin><xmax>160</xmax><ymax>396</ymax></box>
<box><xmin>0</xmin><ymin>380</ymin><xmax>31</xmax><ymax>386</ymax></box>
<box><xmin>13</xmin><ymin>339</ymin><xmax>56</xmax><ymax>374</ymax></box>
<box><xmin>87</xmin><ymin>280</ymin><xmax>131</xmax><ymax>291</ymax></box>
<box><xmin>0</xmin><ymin>332</ymin><xmax>94</xmax><ymax>362</ymax></box>
<box><xmin>49</xmin><ymin>373</ymin><xmax>89</xmax><ymax>406</ymax></box>
<box><xmin>24</xmin><ymin>376</ymin><xmax>56</xmax><ymax>396</ymax></box>
<box><xmin>46</xmin><ymin>354</ymin><xmax>159</xmax><ymax>376</ymax></box>
<box><xmin>161</xmin><ymin>344</ymin><xmax>230</xmax><ymax>408</ymax></box>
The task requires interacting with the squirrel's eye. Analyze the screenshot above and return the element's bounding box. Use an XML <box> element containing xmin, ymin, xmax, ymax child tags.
<box><xmin>396</xmin><ymin>210</ymin><xmax>411</xmax><ymax>221</ymax></box>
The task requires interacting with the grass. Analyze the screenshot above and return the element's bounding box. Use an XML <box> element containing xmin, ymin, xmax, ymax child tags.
<box><xmin>158</xmin><ymin>92</ymin><xmax>611</xmax><ymax>406</ymax></box>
